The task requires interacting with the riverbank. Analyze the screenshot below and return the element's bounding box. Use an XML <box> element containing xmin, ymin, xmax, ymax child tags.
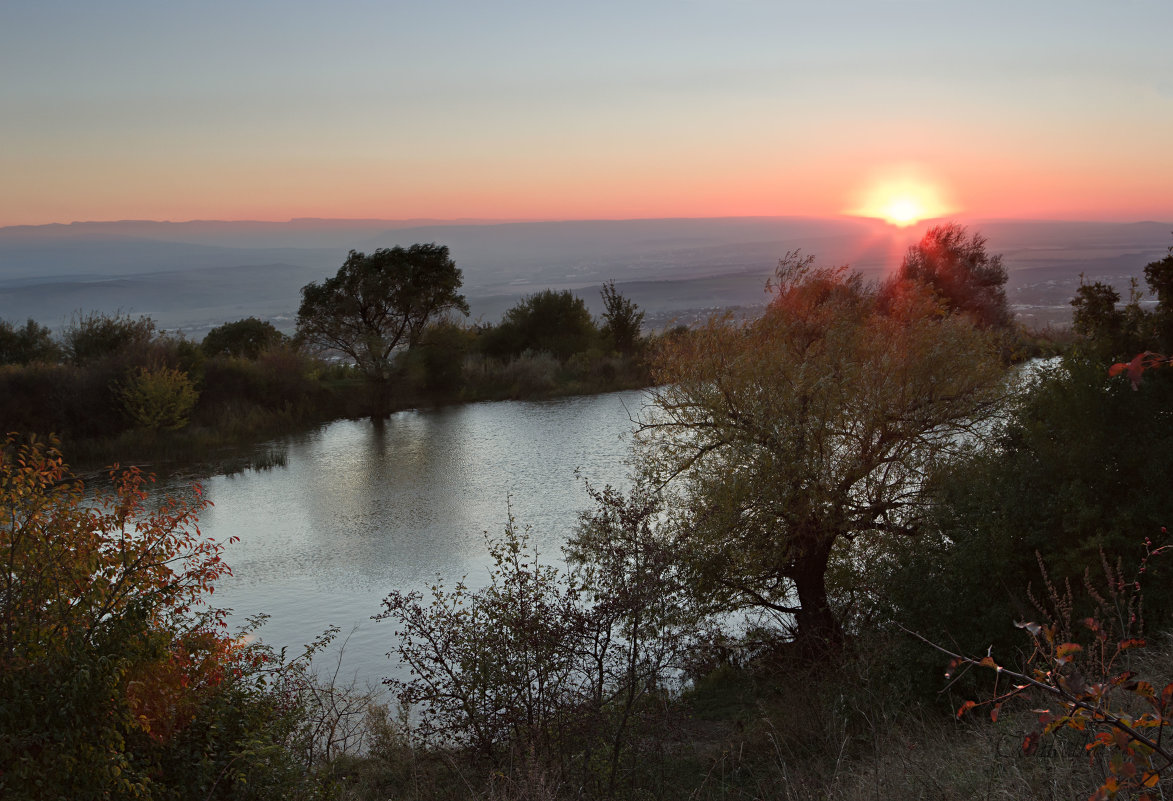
<box><xmin>5</xmin><ymin>347</ymin><xmax>652</xmax><ymax>475</ymax></box>
<box><xmin>322</xmin><ymin>632</ymin><xmax>1173</xmax><ymax>800</ymax></box>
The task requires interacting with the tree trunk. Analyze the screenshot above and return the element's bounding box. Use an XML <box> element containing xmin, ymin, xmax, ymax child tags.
<box><xmin>791</xmin><ymin>540</ymin><xmax>843</xmax><ymax>658</ymax></box>
<box><xmin>369</xmin><ymin>375</ymin><xmax>393</xmax><ymax>418</ymax></box>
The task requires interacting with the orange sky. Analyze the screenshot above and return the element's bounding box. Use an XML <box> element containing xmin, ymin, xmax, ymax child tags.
<box><xmin>2</xmin><ymin>2</ymin><xmax>1171</xmax><ymax>227</ymax></box>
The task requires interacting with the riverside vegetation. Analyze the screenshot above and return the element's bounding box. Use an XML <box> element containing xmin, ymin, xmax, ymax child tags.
<box><xmin>0</xmin><ymin>244</ymin><xmax>653</xmax><ymax>469</ymax></box>
<box><xmin>3</xmin><ymin>225</ymin><xmax>1172</xmax><ymax>800</ymax></box>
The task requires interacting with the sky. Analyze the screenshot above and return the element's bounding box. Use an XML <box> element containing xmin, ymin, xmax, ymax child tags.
<box><xmin>2</xmin><ymin>0</ymin><xmax>1171</xmax><ymax>227</ymax></box>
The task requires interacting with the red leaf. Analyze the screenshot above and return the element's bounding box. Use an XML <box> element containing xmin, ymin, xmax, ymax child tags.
<box><xmin>1086</xmin><ymin>732</ymin><xmax>1114</xmax><ymax>752</ymax></box>
<box><xmin>1022</xmin><ymin>731</ymin><xmax>1040</xmax><ymax>755</ymax></box>
<box><xmin>956</xmin><ymin>700</ymin><xmax>976</xmax><ymax>719</ymax></box>
<box><xmin>990</xmin><ymin>703</ymin><xmax>1001</xmax><ymax>723</ymax></box>
<box><xmin>1111</xmin><ymin>670</ymin><xmax>1137</xmax><ymax>687</ymax></box>
<box><xmin>1128</xmin><ymin>353</ymin><xmax>1147</xmax><ymax>389</ymax></box>
<box><xmin>1115</xmin><ymin>351</ymin><xmax>1173</xmax><ymax>389</ymax></box>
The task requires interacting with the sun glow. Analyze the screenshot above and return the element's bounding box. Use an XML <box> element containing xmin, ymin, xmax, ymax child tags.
<box><xmin>881</xmin><ymin>196</ymin><xmax>925</xmax><ymax>227</ymax></box>
<box><xmin>849</xmin><ymin>167</ymin><xmax>956</xmax><ymax>227</ymax></box>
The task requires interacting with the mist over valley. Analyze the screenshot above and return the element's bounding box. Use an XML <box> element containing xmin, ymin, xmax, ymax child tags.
<box><xmin>4</xmin><ymin>216</ymin><xmax>1169</xmax><ymax>335</ymax></box>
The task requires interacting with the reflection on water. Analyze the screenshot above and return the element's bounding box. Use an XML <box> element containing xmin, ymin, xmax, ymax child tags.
<box><xmin>165</xmin><ymin>390</ymin><xmax>643</xmax><ymax>686</ymax></box>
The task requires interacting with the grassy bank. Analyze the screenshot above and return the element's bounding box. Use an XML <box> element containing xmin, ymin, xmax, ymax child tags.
<box><xmin>303</xmin><ymin>629</ymin><xmax>1173</xmax><ymax>801</ymax></box>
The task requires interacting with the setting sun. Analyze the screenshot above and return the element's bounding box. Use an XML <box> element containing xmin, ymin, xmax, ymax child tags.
<box><xmin>881</xmin><ymin>196</ymin><xmax>925</xmax><ymax>227</ymax></box>
<box><xmin>849</xmin><ymin>166</ymin><xmax>956</xmax><ymax>227</ymax></box>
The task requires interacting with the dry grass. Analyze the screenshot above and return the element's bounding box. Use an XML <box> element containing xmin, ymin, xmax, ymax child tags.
<box><xmin>313</xmin><ymin>633</ymin><xmax>1173</xmax><ymax>800</ymax></box>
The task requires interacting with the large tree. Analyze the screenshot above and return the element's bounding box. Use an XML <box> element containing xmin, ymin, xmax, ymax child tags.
<box><xmin>636</xmin><ymin>255</ymin><xmax>1004</xmax><ymax>652</ymax></box>
<box><xmin>894</xmin><ymin>223</ymin><xmax>1010</xmax><ymax>328</ymax></box>
<box><xmin>297</xmin><ymin>244</ymin><xmax>468</xmax><ymax>385</ymax></box>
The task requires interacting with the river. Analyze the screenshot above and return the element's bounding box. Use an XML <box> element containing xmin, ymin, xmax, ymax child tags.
<box><xmin>162</xmin><ymin>389</ymin><xmax>645</xmax><ymax>688</ymax></box>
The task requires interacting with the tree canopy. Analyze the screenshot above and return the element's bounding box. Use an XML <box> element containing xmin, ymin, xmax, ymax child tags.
<box><xmin>1143</xmin><ymin>242</ymin><xmax>1173</xmax><ymax>352</ymax></box>
<box><xmin>1071</xmin><ymin>279</ymin><xmax>1124</xmax><ymax>343</ymax></box>
<box><xmin>893</xmin><ymin>223</ymin><xmax>1010</xmax><ymax>328</ymax></box>
<box><xmin>637</xmin><ymin>254</ymin><xmax>1004</xmax><ymax>650</ymax></box>
<box><xmin>296</xmin><ymin>244</ymin><xmax>468</xmax><ymax>384</ymax></box>
<box><xmin>482</xmin><ymin>289</ymin><xmax>597</xmax><ymax>361</ymax></box>
<box><xmin>202</xmin><ymin>317</ymin><xmax>287</xmax><ymax>359</ymax></box>
<box><xmin>880</xmin><ymin>356</ymin><xmax>1173</xmax><ymax>667</ymax></box>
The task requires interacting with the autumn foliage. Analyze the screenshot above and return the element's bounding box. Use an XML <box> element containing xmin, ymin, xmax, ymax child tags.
<box><xmin>0</xmin><ymin>435</ymin><xmax>309</xmax><ymax>799</ymax></box>
<box><xmin>924</xmin><ymin>543</ymin><xmax>1173</xmax><ymax>801</ymax></box>
<box><xmin>1109</xmin><ymin>351</ymin><xmax>1173</xmax><ymax>390</ymax></box>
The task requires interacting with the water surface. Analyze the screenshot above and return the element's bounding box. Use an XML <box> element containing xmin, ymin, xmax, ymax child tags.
<box><xmin>166</xmin><ymin>390</ymin><xmax>643</xmax><ymax>686</ymax></box>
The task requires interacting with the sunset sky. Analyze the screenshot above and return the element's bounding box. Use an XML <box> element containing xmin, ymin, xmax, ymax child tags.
<box><xmin>2</xmin><ymin>1</ymin><xmax>1171</xmax><ymax>227</ymax></box>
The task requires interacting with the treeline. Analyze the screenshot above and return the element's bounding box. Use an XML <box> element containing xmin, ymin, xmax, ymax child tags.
<box><xmin>0</xmin><ymin>277</ymin><xmax>653</xmax><ymax>466</ymax></box>
<box><xmin>398</xmin><ymin>282</ymin><xmax>653</xmax><ymax>402</ymax></box>
<box><xmin>0</xmin><ymin>312</ymin><xmax>342</xmax><ymax>463</ymax></box>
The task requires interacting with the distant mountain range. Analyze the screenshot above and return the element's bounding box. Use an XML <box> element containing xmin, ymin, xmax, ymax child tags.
<box><xmin>1</xmin><ymin>216</ymin><xmax>1169</xmax><ymax>335</ymax></box>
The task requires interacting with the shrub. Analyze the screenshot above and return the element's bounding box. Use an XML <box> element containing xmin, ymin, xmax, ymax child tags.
<box><xmin>0</xmin><ymin>318</ymin><xmax>60</xmax><ymax>365</ymax></box>
<box><xmin>63</xmin><ymin>310</ymin><xmax>157</xmax><ymax>365</ymax></box>
<box><xmin>416</xmin><ymin>319</ymin><xmax>475</xmax><ymax>393</ymax></box>
<box><xmin>500</xmin><ymin>351</ymin><xmax>560</xmax><ymax>396</ymax></box>
<box><xmin>0</xmin><ymin>435</ymin><xmax>320</xmax><ymax>799</ymax></box>
<box><xmin>861</xmin><ymin>352</ymin><xmax>1173</xmax><ymax>703</ymax></box>
<box><xmin>117</xmin><ymin>365</ymin><xmax>200</xmax><ymax>431</ymax></box>
<box><xmin>377</xmin><ymin>487</ymin><xmax>690</xmax><ymax>794</ymax></box>
<box><xmin>922</xmin><ymin>542</ymin><xmax>1173</xmax><ymax>801</ymax></box>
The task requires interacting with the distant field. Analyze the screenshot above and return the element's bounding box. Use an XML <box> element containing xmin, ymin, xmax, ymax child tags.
<box><xmin>1</xmin><ymin>217</ymin><xmax>1168</xmax><ymax>334</ymax></box>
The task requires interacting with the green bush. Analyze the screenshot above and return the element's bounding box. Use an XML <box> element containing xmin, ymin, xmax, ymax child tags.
<box><xmin>867</xmin><ymin>355</ymin><xmax>1173</xmax><ymax>695</ymax></box>
<box><xmin>118</xmin><ymin>365</ymin><xmax>200</xmax><ymax>431</ymax></box>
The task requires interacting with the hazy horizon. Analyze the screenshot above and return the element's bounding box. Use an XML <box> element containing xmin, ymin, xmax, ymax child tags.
<box><xmin>6</xmin><ymin>211</ymin><xmax>1173</xmax><ymax>230</ymax></box>
<box><xmin>3</xmin><ymin>215</ymin><xmax>1169</xmax><ymax>335</ymax></box>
